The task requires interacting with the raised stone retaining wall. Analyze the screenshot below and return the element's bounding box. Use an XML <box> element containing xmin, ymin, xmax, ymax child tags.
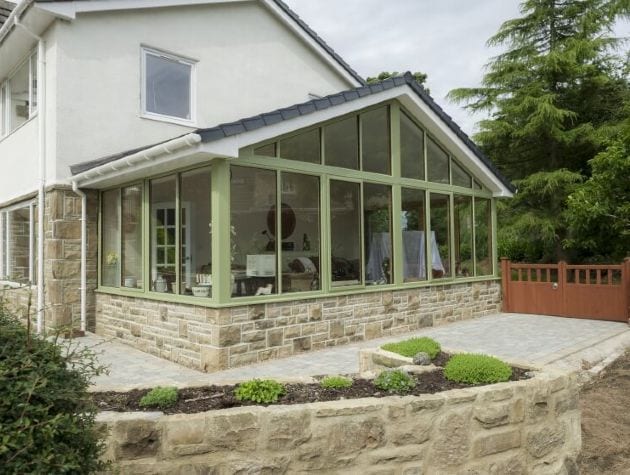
<box><xmin>95</xmin><ymin>280</ymin><xmax>501</xmax><ymax>372</ymax></box>
<box><xmin>98</xmin><ymin>368</ymin><xmax>581</xmax><ymax>474</ymax></box>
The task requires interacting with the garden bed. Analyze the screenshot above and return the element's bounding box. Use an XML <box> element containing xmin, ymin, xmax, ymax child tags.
<box><xmin>92</xmin><ymin>365</ymin><xmax>529</xmax><ymax>414</ymax></box>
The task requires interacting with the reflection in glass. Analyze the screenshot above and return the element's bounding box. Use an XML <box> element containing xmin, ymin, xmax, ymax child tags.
<box><xmin>279</xmin><ymin>129</ymin><xmax>320</xmax><ymax>163</ymax></box>
<box><xmin>254</xmin><ymin>143</ymin><xmax>276</xmax><ymax>157</ymax></box>
<box><xmin>361</xmin><ymin>107</ymin><xmax>390</xmax><ymax>174</ymax></box>
<box><xmin>281</xmin><ymin>173</ymin><xmax>320</xmax><ymax>292</ymax></box>
<box><xmin>401</xmin><ymin>188</ymin><xmax>427</xmax><ymax>282</ymax></box>
<box><xmin>400</xmin><ymin>112</ymin><xmax>425</xmax><ymax>180</ymax></box>
<box><xmin>364</xmin><ymin>183</ymin><xmax>392</xmax><ymax>285</ymax></box>
<box><xmin>181</xmin><ymin>168</ymin><xmax>212</xmax><ymax>298</ymax></box>
<box><xmin>454</xmin><ymin>195</ymin><xmax>473</xmax><ymax>277</ymax></box>
<box><xmin>430</xmin><ymin>193</ymin><xmax>451</xmax><ymax>277</ymax></box>
<box><xmin>121</xmin><ymin>185</ymin><xmax>143</xmax><ymax>289</ymax></box>
<box><xmin>330</xmin><ymin>180</ymin><xmax>361</xmax><ymax>286</ymax></box>
<box><xmin>452</xmin><ymin>160</ymin><xmax>472</xmax><ymax>188</ymax></box>
<box><xmin>101</xmin><ymin>190</ymin><xmax>120</xmax><ymax>287</ymax></box>
<box><xmin>231</xmin><ymin>166</ymin><xmax>277</xmax><ymax>297</ymax></box>
<box><xmin>475</xmin><ymin>198</ymin><xmax>493</xmax><ymax>275</ymax></box>
<box><xmin>427</xmin><ymin>137</ymin><xmax>450</xmax><ymax>184</ymax></box>
<box><xmin>324</xmin><ymin>116</ymin><xmax>359</xmax><ymax>170</ymax></box>
<box><xmin>151</xmin><ymin>176</ymin><xmax>177</xmax><ymax>293</ymax></box>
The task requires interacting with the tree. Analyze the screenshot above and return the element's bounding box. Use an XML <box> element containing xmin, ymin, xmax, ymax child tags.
<box><xmin>449</xmin><ymin>0</ymin><xmax>629</xmax><ymax>180</ymax></box>
<box><xmin>367</xmin><ymin>71</ymin><xmax>430</xmax><ymax>94</ymax></box>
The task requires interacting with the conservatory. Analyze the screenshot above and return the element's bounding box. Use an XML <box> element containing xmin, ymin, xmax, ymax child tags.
<box><xmin>70</xmin><ymin>76</ymin><xmax>514</xmax><ymax>371</ymax></box>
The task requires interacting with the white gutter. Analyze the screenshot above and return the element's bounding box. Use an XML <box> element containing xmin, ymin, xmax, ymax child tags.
<box><xmin>71</xmin><ymin>182</ymin><xmax>87</xmax><ymax>333</ymax></box>
<box><xmin>14</xmin><ymin>16</ymin><xmax>46</xmax><ymax>335</ymax></box>
<box><xmin>71</xmin><ymin>133</ymin><xmax>202</xmax><ymax>185</ymax></box>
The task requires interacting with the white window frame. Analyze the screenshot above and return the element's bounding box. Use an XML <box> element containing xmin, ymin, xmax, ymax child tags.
<box><xmin>140</xmin><ymin>46</ymin><xmax>197</xmax><ymax>127</ymax></box>
<box><xmin>0</xmin><ymin>50</ymin><xmax>38</xmax><ymax>139</ymax></box>
<box><xmin>0</xmin><ymin>201</ymin><xmax>36</xmax><ymax>285</ymax></box>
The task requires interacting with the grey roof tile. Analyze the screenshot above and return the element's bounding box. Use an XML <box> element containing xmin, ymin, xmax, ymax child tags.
<box><xmin>0</xmin><ymin>0</ymin><xmax>15</xmax><ymax>28</ymax></box>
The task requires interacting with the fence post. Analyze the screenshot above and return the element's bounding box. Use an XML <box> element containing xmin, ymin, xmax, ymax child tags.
<box><xmin>501</xmin><ymin>258</ymin><xmax>510</xmax><ymax>312</ymax></box>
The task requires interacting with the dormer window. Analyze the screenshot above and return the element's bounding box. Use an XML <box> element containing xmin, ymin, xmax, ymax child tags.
<box><xmin>141</xmin><ymin>47</ymin><xmax>196</xmax><ymax>125</ymax></box>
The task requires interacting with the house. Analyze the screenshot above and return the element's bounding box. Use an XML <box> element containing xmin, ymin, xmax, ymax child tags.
<box><xmin>0</xmin><ymin>0</ymin><xmax>514</xmax><ymax>371</ymax></box>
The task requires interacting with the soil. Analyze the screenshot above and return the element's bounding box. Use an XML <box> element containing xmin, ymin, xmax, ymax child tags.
<box><xmin>92</xmin><ymin>353</ymin><xmax>528</xmax><ymax>415</ymax></box>
<box><xmin>578</xmin><ymin>350</ymin><xmax>630</xmax><ymax>475</ymax></box>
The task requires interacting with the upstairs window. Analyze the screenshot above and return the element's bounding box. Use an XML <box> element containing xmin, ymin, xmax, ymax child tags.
<box><xmin>142</xmin><ymin>47</ymin><xmax>195</xmax><ymax>123</ymax></box>
<box><xmin>0</xmin><ymin>51</ymin><xmax>38</xmax><ymax>137</ymax></box>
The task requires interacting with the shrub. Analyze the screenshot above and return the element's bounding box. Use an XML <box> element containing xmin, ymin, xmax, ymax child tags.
<box><xmin>444</xmin><ymin>353</ymin><xmax>512</xmax><ymax>384</ymax></box>
<box><xmin>320</xmin><ymin>375</ymin><xmax>353</xmax><ymax>390</ymax></box>
<box><xmin>381</xmin><ymin>337</ymin><xmax>441</xmax><ymax>359</ymax></box>
<box><xmin>234</xmin><ymin>379</ymin><xmax>285</xmax><ymax>404</ymax></box>
<box><xmin>139</xmin><ymin>386</ymin><xmax>178</xmax><ymax>409</ymax></box>
<box><xmin>374</xmin><ymin>370</ymin><xmax>416</xmax><ymax>393</ymax></box>
<box><xmin>0</xmin><ymin>301</ymin><xmax>109</xmax><ymax>473</ymax></box>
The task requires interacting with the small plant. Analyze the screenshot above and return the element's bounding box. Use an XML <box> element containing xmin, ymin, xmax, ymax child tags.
<box><xmin>235</xmin><ymin>379</ymin><xmax>285</xmax><ymax>404</ymax></box>
<box><xmin>374</xmin><ymin>369</ymin><xmax>416</xmax><ymax>393</ymax></box>
<box><xmin>320</xmin><ymin>375</ymin><xmax>353</xmax><ymax>390</ymax></box>
<box><xmin>381</xmin><ymin>337</ymin><xmax>441</xmax><ymax>359</ymax></box>
<box><xmin>139</xmin><ymin>386</ymin><xmax>179</xmax><ymax>409</ymax></box>
<box><xmin>444</xmin><ymin>354</ymin><xmax>512</xmax><ymax>384</ymax></box>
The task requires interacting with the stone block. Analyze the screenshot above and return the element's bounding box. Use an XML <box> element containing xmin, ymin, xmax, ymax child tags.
<box><xmin>474</xmin><ymin>402</ymin><xmax>510</xmax><ymax>428</ymax></box>
<box><xmin>218</xmin><ymin>325</ymin><xmax>241</xmax><ymax>346</ymax></box>
<box><xmin>111</xmin><ymin>417</ymin><xmax>161</xmax><ymax>461</ymax></box>
<box><xmin>264</xmin><ymin>408</ymin><xmax>312</xmax><ymax>450</ymax></box>
<box><xmin>293</xmin><ymin>336</ymin><xmax>312</xmax><ymax>352</ymax></box>
<box><xmin>329</xmin><ymin>321</ymin><xmax>344</xmax><ymax>339</ymax></box>
<box><xmin>242</xmin><ymin>330</ymin><xmax>265</xmax><ymax>343</ymax></box>
<box><xmin>365</xmin><ymin>321</ymin><xmax>382</xmax><ymax>339</ymax></box>
<box><xmin>267</xmin><ymin>328</ymin><xmax>283</xmax><ymax>347</ymax></box>
<box><xmin>473</xmin><ymin>428</ymin><xmax>521</xmax><ymax>457</ymax></box>
<box><xmin>429</xmin><ymin>409</ymin><xmax>472</xmax><ymax>467</ymax></box>
<box><xmin>205</xmin><ymin>410</ymin><xmax>261</xmax><ymax>452</ymax></box>
<box><xmin>200</xmin><ymin>346</ymin><xmax>229</xmax><ymax>372</ymax></box>
<box><xmin>527</xmin><ymin>424</ymin><xmax>566</xmax><ymax>459</ymax></box>
<box><xmin>52</xmin><ymin>220</ymin><xmax>81</xmax><ymax>239</ymax></box>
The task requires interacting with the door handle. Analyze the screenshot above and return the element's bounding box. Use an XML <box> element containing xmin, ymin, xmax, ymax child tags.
<box><xmin>552</xmin><ymin>283</ymin><xmax>558</xmax><ymax>290</ymax></box>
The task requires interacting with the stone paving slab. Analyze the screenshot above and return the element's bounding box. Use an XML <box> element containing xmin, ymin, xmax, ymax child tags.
<box><xmin>81</xmin><ymin>312</ymin><xmax>630</xmax><ymax>391</ymax></box>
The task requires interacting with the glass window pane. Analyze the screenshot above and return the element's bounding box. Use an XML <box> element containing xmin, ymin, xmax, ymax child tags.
<box><xmin>254</xmin><ymin>143</ymin><xmax>276</xmax><ymax>157</ymax></box>
<box><xmin>121</xmin><ymin>185</ymin><xmax>143</xmax><ymax>289</ymax></box>
<box><xmin>101</xmin><ymin>190</ymin><xmax>120</xmax><ymax>287</ymax></box>
<box><xmin>364</xmin><ymin>183</ymin><xmax>392</xmax><ymax>285</ymax></box>
<box><xmin>361</xmin><ymin>106</ymin><xmax>390</xmax><ymax>174</ymax></box>
<box><xmin>151</xmin><ymin>176</ymin><xmax>177</xmax><ymax>293</ymax></box>
<box><xmin>400</xmin><ymin>112</ymin><xmax>425</xmax><ymax>180</ymax></box>
<box><xmin>6</xmin><ymin>207</ymin><xmax>31</xmax><ymax>283</ymax></box>
<box><xmin>475</xmin><ymin>198</ymin><xmax>493</xmax><ymax>276</ymax></box>
<box><xmin>281</xmin><ymin>173</ymin><xmax>320</xmax><ymax>293</ymax></box>
<box><xmin>181</xmin><ymin>168</ymin><xmax>212</xmax><ymax>298</ymax></box>
<box><xmin>279</xmin><ymin>129</ymin><xmax>320</xmax><ymax>163</ymax></box>
<box><xmin>454</xmin><ymin>195</ymin><xmax>473</xmax><ymax>277</ymax></box>
<box><xmin>330</xmin><ymin>180</ymin><xmax>361</xmax><ymax>286</ymax></box>
<box><xmin>401</xmin><ymin>188</ymin><xmax>427</xmax><ymax>282</ymax></box>
<box><xmin>145</xmin><ymin>52</ymin><xmax>192</xmax><ymax>119</ymax></box>
<box><xmin>30</xmin><ymin>53</ymin><xmax>37</xmax><ymax>114</ymax></box>
<box><xmin>9</xmin><ymin>59</ymin><xmax>30</xmax><ymax>132</ymax></box>
<box><xmin>430</xmin><ymin>193</ymin><xmax>451</xmax><ymax>278</ymax></box>
<box><xmin>427</xmin><ymin>137</ymin><xmax>450</xmax><ymax>184</ymax></box>
<box><xmin>231</xmin><ymin>166</ymin><xmax>277</xmax><ymax>297</ymax></box>
<box><xmin>473</xmin><ymin>180</ymin><xmax>483</xmax><ymax>190</ymax></box>
<box><xmin>324</xmin><ymin>116</ymin><xmax>359</xmax><ymax>170</ymax></box>
<box><xmin>452</xmin><ymin>160</ymin><xmax>472</xmax><ymax>188</ymax></box>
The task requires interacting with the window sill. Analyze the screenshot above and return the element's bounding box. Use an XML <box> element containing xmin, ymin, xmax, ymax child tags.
<box><xmin>140</xmin><ymin>112</ymin><xmax>197</xmax><ymax>128</ymax></box>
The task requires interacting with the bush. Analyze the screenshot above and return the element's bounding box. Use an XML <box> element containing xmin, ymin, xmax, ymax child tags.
<box><xmin>0</xmin><ymin>302</ymin><xmax>109</xmax><ymax>473</ymax></box>
<box><xmin>320</xmin><ymin>375</ymin><xmax>353</xmax><ymax>390</ymax></box>
<box><xmin>139</xmin><ymin>386</ymin><xmax>178</xmax><ymax>409</ymax></box>
<box><xmin>444</xmin><ymin>354</ymin><xmax>512</xmax><ymax>384</ymax></box>
<box><xmin>373</xmin><ymin>370</ymin><xmax>416</xmax><ymax>393</ymax></box>
<box><xmin>381</xmin><ymin>337</ymin><xmax>441</xmax><ymax>359</ymax></box>
<box><xmin>234</xmin><ymin>379</ymin><xmax>285</xmax><ymax>404</ymax></box>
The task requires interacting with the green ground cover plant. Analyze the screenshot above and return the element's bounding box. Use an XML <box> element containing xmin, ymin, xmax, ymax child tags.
<box><xmin>234</xmin><ymin>379</ymin><xmax>285</xmax><ymax>404</ymax></box>
<box><xmin>139</xmin><ymin>386</ymin><xmax>179</xmax><ymax>409</ymax></box>
<box><xmin>320</xmin><ymin>375</ymin><xmax>353</xmax><ymax>389</ymax></box>
<box><xmin>373</xmin><ymin>369</ymin><xmax>416</xmax><ymax>393</ymax></box>
<box><xmin>0</xmin><ymin>300</ymin><xmax>108</xmax><ymax>473</ymax></box>
<box><xmin>381</xmin><ymin>337</ymin><xmax>441</xmax><ymax>359</ymax></box>
<box><xmin>444</xmin><ymin>353</ymin><xmax>512</xmax><ymax>384</ymax></box>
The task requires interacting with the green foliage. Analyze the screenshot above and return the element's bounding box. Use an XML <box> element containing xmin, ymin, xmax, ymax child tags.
<box><xmin>381</xmin><ymin>337</ymin><xmax>441</xmax><ymax>359</ymax></box>
<box><xmin>565</xmin><ymin>129</ymin><xmax>630</xmax><ymax>261</ymax></box>
<box><xmin>373</xmin><ymin>370</ymin><xmax>416</xmax><ymax>393</ymax></box>
<box><xmin>367</xmin><ymin>71</ymin><xmax>430</xmax><ymax>94</ymax></box>
<box><xmin>444</xmin><ymin>354</ymin><xmax>512</xmax><ymax>384</ymax></box>
<box><xmin>449</xmin><ymin>0</ymin><xmax>629</xmax><ymax>180</ymax></box>
<box><xmin>0</xmin><ymin>303</ymin><xmax>109</xmax><ymax>474</ymax></box>
<box><xmin>234</xmin><ymin>379</ymin><xmax>285</xmax><ymax>404</ymax></box>
<box><xmin>320</xmin><ymin>375</ymin><xmax>353</xmax><ymax>390</ymax></box>
<box><xmin>139</xmin><ymin>386</ymin><xmax>178</xmax><ymax>409</ymax></box>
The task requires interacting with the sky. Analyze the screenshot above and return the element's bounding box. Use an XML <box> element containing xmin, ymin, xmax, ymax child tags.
<box><xmin>284</xmin><ymin>0</ymin><xmax>629</xmax><ymax>135</ymax></box>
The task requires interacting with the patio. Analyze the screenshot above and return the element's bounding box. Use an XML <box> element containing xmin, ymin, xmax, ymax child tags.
<box><xmin>83</xmin><ymin>312</ymin><xmax>630</xmax><ymax>391</ymax></box>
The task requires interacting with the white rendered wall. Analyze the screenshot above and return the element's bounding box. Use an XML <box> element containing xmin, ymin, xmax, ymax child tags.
<box><xmin>0</xmin><ymin>120</ymin><xmax>39</xmax><ymax>204</ymax></box>
<box><xmin>53</xmin><ymin>2</ymin><xmax>353</xmax><ymax>182</ymax></box>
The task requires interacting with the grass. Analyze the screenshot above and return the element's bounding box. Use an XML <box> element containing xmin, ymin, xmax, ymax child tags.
<box><xmin>381</xmin><ymin>337</ymin><xmax>441</xmax><ymax>359</ymax></box>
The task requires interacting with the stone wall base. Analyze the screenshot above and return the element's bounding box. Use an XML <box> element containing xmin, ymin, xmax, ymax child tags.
<box><xmin>96</xmin><ymin>280</ymin><xmax>501</xmax><ymax>372</ymax></box>
<box><xmin>98</xmin><ymin>368</ymin><xmax>581</xmax><ymax>474</ymax></box>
